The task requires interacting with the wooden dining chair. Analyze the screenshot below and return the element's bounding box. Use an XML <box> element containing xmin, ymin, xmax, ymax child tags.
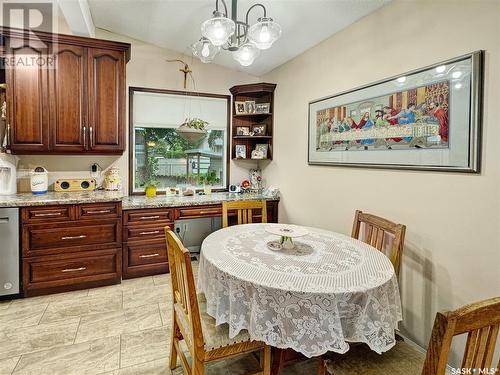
<box><xmin>351</xmin><ymin>210</ymin><xmax>406</xmax><ymax>276</ymax></box>
<box><xmin>319</xmin><ymin>296</ymin><xmax>500</xmax><ymax>375</ymax></box>
<box><xmin>222</xmin><ymin>200</ymin><xmax>267</xmax><ymax>228</ymax></box>
<box><xmin>165</xmin><ymin>229</ymin><xmax>271</xmax><ymax>375</ymax></box>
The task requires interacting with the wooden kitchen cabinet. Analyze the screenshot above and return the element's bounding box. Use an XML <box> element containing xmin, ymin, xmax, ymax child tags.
<box><xmin>1</xmin><ymin>27</ymin><xmax>130</xmax><ymax>155</ymax></box>
<box><xmin>6</xmin><ymin>38</ymin><xmax>50</xmax><ymax>153</ymax></box>
<box><xmin>88</xmin><ymin>48</ymin><xmax>125</xmax><ymax>152</ymax></box>
<box><xmin>21</xmin><ymin>201</ymin><xmax>122</xmax><ymax>296</ymax></box>
<box><xmin>49</xmin><ymin>43</ymin><xmax>87</xmax><ymax>152</ymax></box>
<box><xmin>122</xmin><ymin>207</ymin><xmax>174</xmax><ymax>279</ymax></box>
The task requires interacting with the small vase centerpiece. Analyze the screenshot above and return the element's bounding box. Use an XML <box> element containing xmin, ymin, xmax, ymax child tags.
<box><xmin>265</xmin><ymin>225</ymin><xmax>308</xmax><ymax>251</ymax></box>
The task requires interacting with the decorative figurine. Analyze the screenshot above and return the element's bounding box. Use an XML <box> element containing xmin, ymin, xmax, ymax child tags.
<box><xmin>103</xmin><ymin>167</ymin><xmax>122</xmax><ymax>191</ymax></box>
<box><xmin>250</xmin><ymin>168</ymin><xmax>262</xmax><ymax>191</ymax></box>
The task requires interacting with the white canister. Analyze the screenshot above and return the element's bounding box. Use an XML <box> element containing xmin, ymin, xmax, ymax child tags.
<box><xmin>30</xmin><ymin>167</ymin><xmax>48</xmax><ymax>195</ymax></box>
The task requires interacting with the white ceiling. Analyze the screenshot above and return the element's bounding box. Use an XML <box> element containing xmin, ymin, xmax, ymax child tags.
<box><xmin>87</xmin><ymin>0</ymin><xmax>390</xmax><ymax>76</ymax></box>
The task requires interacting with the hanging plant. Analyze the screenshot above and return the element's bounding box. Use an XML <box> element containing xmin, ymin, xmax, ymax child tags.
<box><xmin>176</xmin><ymin>118</ymin><xmax>208</xmax><ymax>143</ymax></box>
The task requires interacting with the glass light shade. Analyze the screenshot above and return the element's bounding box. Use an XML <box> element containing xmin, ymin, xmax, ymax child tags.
<box><xmin>201</xmin><ymin>16</ymin><xmax>235</xmax><ymax>46</ymax></box>
<box><xmin>247</xmin><ymin>17</ymin><xmax>281</xmax><ymax>50</ymax></box>
<box><xmin>192</xmin><ymin>38</ymin><xmax>219</xmax><ymax>63</ymax></box>
<box><xmin>232</xmin><ymin>42</ymin><xmax>260</xmax><ymax>66</ymax></box>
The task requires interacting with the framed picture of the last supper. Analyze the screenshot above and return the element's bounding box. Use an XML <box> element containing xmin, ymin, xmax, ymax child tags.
<box><xmin>308</xmin><ymin>51</ymin><xmax>483</xmax><ymax>172</ymax></box>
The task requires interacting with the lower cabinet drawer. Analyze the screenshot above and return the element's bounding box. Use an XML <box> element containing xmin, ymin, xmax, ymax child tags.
<box><xmin>126</xmin><ymin>241</ymin><xmax>168</xmax><ymax>267</ymax></box>
<box><xmin>123</xmin><ymin>240</ymin><xmax>169</xmax><ymax>279</ymax></box>
<box><xmin>175</xmin><ymin>205</ymin><xmax>222</xmax><ymax>219</ymax></box>
<box><xmin>23</xmin><ymin>249</ymin><xmax>121</xmax><ymax>295</ymax></box>
<box><xmin>77</xmin><ymin>202</ymin><xmax>121</xmax><ymax>220</ymax></box>
<box><xmin>123</xmin><ymin>222</ymin><xmax>172</xmax><ymax>242</ymax></box>
<box><xmin>22</xmin><ymin>205</ymin><xmax>74</xmax><ymax>223</ymax></box>
<box><xmin>123</xmin><ymin>208</ymin><xmax>174</xmax><ymax>225</ymax></box>
<box><xmin>24</xmin><ymin>219</ymin><xmax>121</xmax><ymax>256</ymax></box>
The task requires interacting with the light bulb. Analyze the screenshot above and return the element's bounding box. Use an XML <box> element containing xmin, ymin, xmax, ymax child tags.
<box><xmin>213</xmin><ymin>20</ymin><xmax>224</xmax><ymax>39</ymax></box>
<box><xmin>248</xmin><ymin>17</ymin><xmax>281</xmax><ymax>50</ymax></box>
<box><xmin>259</xmin><ymin>25</ymin><xmax>270</xmax><ymax>43</ymax></box>
<box><xmin>201</xmin><ymin>16</ymin><xmax>235</xmax><ymax>47</ymax></box>
<box><xmin>240</xmin><ymin>47</ymin><xmax>251</xmax><ymax>61</ymax></box>
<box><xmin>191</xmin><ymin>38</ymin><xmax>220</xmax><ymax>63</ymax></box>
<box><xmin>396</xmin><ymin>76</ymin><xmax>406</xmax><ymax>83</ymax></box>
<box><xmin>201</xmin><ymin>43</ymin><xmax>210</xmax><ymax>58</ymax></box>
<box><xmin>232</xmin><ymin>42</ymin><xmax>259</xmax><ymax>66</ymax></box>
<box><xmin>452</xmin><ymin>71</ymin><xmax>462</xmax><ymax>79</ymax></box>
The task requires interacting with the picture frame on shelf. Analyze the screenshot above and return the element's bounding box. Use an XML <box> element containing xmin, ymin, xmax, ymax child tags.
<box><xmin>235</xmin><ymin>144</ymin><xmax>247</xmax><ymax>159</ymax></box>
<box><xmin>251</xmin><ymin>124</ymin><xmax>267</xmax><ymax>136</ymax></box>
<box><xmin>236</xmin><ymin>126</ymin><xmax>251</xmax><ymax>136</ymax></box>
<box><xmin>245</xmin><ymin>100</ymin><xmax>256</xmax><ymax>114</ymax></box>
<box><xmin>255</xmin><ymin>102</ymin><xmax>271</xmax><ymax>114</ymax></box>
<box><xmin>235</xmin><ymin>101</ymin><xmax>246</xmax><ymax>115</ymax></box>
<box><xmin>253</xmin><ymin>143</ymin><xmax>268</xmax><ymax>159</ymax></box>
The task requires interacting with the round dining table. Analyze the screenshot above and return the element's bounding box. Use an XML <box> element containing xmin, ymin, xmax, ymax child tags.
<box><xmin>198</xmin><ymin>223</ymin><xmax>402</xmax><ymax>358</ymax></box>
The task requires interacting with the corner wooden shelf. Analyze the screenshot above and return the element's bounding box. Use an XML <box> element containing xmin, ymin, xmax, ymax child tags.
<box><xmin>230</xmin><ymin>83</ymin><xmax>276</xmax><ymax>161</ymax></box>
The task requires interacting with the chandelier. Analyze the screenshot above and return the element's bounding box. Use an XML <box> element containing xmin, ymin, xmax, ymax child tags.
<box><xmin>191</xmin><ymin>0</ymin><xmax>282</xmax><ymax>66</ymax></box>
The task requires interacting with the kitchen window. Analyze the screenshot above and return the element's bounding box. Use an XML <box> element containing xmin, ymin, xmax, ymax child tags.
<box><xmin>130</xmin><ymin>88</ymin><xmax>230</xmax><ymax>194</ymax></box>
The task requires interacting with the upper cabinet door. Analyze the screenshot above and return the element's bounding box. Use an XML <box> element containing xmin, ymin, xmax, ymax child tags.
<box><xmin>6</xmin><ymin>40</ymin><xmax>50</xmax><ymax>153</ymax></box>
<box><xmin>49</xmin><ymin>44</ymin><xmax>87</xmax><ymax>152</ymax></box>
<box><xmin>88</xmin><ymin>48</ymin><xmax>125</xmax><ymax>153</ymax></box>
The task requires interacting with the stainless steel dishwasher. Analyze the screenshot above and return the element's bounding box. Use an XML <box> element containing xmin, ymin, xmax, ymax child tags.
<box><xmin>0</xmin><ymin>208</ymin><xmax>20</xmax><ymax>297</ymax></box>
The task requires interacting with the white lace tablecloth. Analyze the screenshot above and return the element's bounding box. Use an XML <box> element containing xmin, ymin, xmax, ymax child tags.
<box><xmin>198</xmin><ymin>224</ymin><xmax>402</xmax><ymax>358</ymax></box>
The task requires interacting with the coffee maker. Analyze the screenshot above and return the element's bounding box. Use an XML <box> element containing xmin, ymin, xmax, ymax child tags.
<box><xmin>0</xmin><ymin>153</ymin><xmax>16</xmax><ymax>195</ymax></box>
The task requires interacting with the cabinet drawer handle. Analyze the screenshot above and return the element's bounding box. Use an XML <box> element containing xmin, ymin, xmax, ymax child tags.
<box><xmin>62</xmin><ymin>267</ymin><xmax>86</xmax><ymax>273</ymax></box>
<box><xmin>87</xmin><ymin>210</ymin><xmax>111</xmax><ymax>214</ymax></box>
<box><xmin>139</xmin><ymin>230</ymin><xmax>160</xmax><ymax>236</ymax></box>
<box><xmin>138</xmin><ymin>215</ymin><xmax>160</xmax><ymax>220</ymax></box>
<box><xmin>61</xmin><ymin>235</ymin><xmax>87</xmax><ymax>240</ymax></box>
<box><xmin>139</xmin><ymin>253</ymin><xmax>160</xmax><ymax>258</ymax></box>
<box><xmin>34</xmin><ymin>212</ymin><xmax>62</xmax><ymax>217</ymax></box>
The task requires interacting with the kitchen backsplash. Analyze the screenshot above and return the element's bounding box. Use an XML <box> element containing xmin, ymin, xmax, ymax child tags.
<box><xmin>16</xmin><ymin>155</ymin><xmax>121</xmax><ymax>193</ymax></box>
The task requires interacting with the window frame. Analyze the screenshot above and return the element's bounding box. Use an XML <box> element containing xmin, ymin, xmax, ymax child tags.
<box><xmin>128</xmin><ymin>86</ymin><xmax>231</xmax><ymax>195</ymax></box>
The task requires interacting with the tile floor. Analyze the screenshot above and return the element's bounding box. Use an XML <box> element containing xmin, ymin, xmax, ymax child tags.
<box><xmin>0</xmin><ymin>262</ymin><xmax>318</xmax><ymax>375</ymax></box>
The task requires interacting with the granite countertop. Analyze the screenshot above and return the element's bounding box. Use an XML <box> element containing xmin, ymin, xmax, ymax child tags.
<box><xmin>121</xmin><ymin>191</ymin><xmax>280</xmax><ymax>210</ymax></box>
<box><xmin>0</xmin><ymin>190</ymin><xmax>279</xmax><ymax>209</ymax></box>
<box><xmin>0</xmin><ymin>190</ymin><xmax>125</xmax><ymax>207</ymax></box>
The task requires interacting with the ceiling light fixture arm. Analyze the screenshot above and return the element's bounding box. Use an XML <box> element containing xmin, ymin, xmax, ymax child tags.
<box><xmin>245</xmin><ymin>3</ymin><xmax>267</xmax><ymax>26</ymax></box>
<box><xmin>214</xmin><ymin>0</ymin><xmax>229</xmax><ymax>17</ymax></box>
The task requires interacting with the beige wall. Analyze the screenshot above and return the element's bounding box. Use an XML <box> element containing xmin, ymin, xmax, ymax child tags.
<box><xmin>16</xmin><ymin>28</ymin><xmax>260</xmax><ymax>191</ymax></box>
<box><xmin>262</xmin><ymin>0</ymin><xmax>500</xmax><ymax>368</ymax></box>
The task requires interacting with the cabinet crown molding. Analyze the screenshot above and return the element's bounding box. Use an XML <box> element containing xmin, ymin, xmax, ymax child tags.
<box><xmin>0</xmin><ymin>26</ymin><xmax>131</xmax><ymax>62</ymax></box>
